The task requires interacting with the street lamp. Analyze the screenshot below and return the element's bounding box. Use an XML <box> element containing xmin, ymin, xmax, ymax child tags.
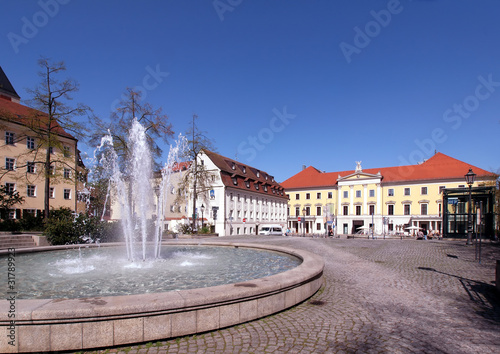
<box><xmin>200</xmin><ymin>204</ymin><xmax>205</xmax><ymax>230</ymax></box>
<box><xmin>302</xmin><ymin>207</ymin><xmax>306</xmax><ymax>237</ymax></box>
<box><xmin>465</xmin><ymin>168</ymin><xmax>476</xmax><ymax>245</ymax></box>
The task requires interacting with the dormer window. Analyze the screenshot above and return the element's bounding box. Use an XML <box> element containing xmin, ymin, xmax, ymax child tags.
<box><xmin>242</xmin><ymin>166</ymin><xmax>246</xmax><ymax>173</ymax></box>
<box><xmin>255</xmin><ymin>183</ymin><xmax>259</xmax><ymax>190</ymax></box>
<box><xmin>265</xmin><ymin>175</ymin><xmax>268</xmax><ymax>180</ymax></box>
<box><xmin>245</xmin><ymin>181</ymin><xmax>250</xmax><ymax>188</ymax></box>
<box><xmin>256</xmin><ymin>170</ymin><xmax>260</xmax><ymax>177</ymax></box>
<box><xmin>231</xmin><ymin>162</ymin><xmax>236</xmax><ymax>170</ymax></box>
<box><xmin>232</xmin><ymin>177</ymin><xmax>238</xmax><ymax>185</ymax></box>
<box><xmin>264</xmin><ymin>185</ymin><xmax>268</xmax><ymax>192</ymax></box>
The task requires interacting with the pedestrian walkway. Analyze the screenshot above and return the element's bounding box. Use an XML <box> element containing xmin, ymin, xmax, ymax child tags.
<box><xmin>85</xmin><ymin>236</ymin><xmax>500</xmax><ymax>353</ymax></box>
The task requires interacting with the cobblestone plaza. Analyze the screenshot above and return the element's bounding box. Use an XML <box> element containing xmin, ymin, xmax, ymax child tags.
<box><xmin>87</xmin><ymin>236</ymin><xmax>500</xmax><ymax>354</ymax></box>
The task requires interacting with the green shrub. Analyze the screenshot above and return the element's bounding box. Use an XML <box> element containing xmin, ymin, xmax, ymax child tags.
<box><xmin>44</xmin><ymin>208</ymin><xmax>120</xmax><ymax>245</ymax></box>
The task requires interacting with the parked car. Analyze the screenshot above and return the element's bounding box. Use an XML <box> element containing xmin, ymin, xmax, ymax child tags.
<box><xmin>258</xmin><ymin>225</ymin><xmax>283</xmax><ymax>236</ymax></box>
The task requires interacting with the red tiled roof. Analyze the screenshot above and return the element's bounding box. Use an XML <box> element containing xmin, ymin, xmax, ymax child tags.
<box><xmin>281</xmin><ymin>153</ymin><xmax>497</xmax><ymax>189</ymax></box>
<box><xmin>171</xmin><ymin>161</ymin><xmax>191</xmax><ymax>172</ymax></box>
<box><xmin>0</xmin><ymin>98</ymin><xmax>76</xmax><ymax>140</ymax></box>
<box><xmin>203</xmin><ymin>149</ymin><xmax>288</xmax><ymax>199</ymax></box>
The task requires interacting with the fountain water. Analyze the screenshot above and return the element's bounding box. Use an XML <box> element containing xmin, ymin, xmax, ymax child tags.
<box><xmin>96</xmin><ymin>119</ymin><xmax>187</xmax><ymax>261</ymax></box>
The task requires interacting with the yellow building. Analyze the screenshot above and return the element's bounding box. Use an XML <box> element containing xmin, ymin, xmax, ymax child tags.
<box><xmin>0</xmin><ymin>67</ymin><xmax>86</xmax><ymax>219</ymax></box>
<box><xmin>281</xmin><ymin>153</ymin><xmax>497</xmax><ymax>238</ymax></box>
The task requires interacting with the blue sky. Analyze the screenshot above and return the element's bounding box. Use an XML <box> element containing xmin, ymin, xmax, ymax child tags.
<box><xmin>2</xmin><ymin>0</ymin><xmax>499</xmax><ymax>182</ymax></box>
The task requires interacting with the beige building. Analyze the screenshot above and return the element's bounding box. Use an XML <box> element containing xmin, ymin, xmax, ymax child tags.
<box><xmin>282</xmin><ymin>153</ymin><xmax>497</xmax><ymax>238</ymax></box>
<box><xmin>0</xmin><ymin>66</ymin><xmax>86</xmax><ymax>219</ymax></box>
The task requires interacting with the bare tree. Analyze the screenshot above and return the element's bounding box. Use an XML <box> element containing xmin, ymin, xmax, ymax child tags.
<box><xmin>91</xmin><ymin>87</ymin><xmax>174</xmax><ymax>172</ymax></box>
<box><xmin>4</xmin><ymin>58</ymin><xmax>89</xmax><ymax>218</ymax></box>
<box><xmin>176</xmin><ymin>114</ymin><xmax>216</xmax><ymax>232</ymax></box>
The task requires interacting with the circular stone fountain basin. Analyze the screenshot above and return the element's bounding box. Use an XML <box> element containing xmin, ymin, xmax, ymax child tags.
<box><xmin>0</xmin><ymin>241</ymin><xmax>324</xmax><ymax>353</ymax></box>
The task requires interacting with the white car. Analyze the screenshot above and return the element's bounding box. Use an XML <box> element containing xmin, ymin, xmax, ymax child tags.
<box><xmin>258</xmin><ymin>226</ymin><xmax>283</xmax><ymax>236</ymax></box>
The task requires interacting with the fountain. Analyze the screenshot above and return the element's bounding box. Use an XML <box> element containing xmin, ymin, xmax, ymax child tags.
<box><xmin>0</xmin><ymin>119</ymin><xmax>324</xmax><ymax>353</ymax></box>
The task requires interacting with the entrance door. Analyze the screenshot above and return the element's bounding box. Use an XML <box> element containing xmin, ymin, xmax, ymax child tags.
<box><xmin>352</xmin><ymin>220</ymin><xmax>364</xmax><ymax>234</ymax></box>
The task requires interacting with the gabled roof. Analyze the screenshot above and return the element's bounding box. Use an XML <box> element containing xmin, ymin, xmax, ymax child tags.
<box><xmin>0</xmin><ymin>66</ymin><xmax>20</xmax><ymax>101</ymax></box>
<box><xmin>281</xmin><ymin>153</ymin><xmax>497</xmax><ymax>189</ymax></box>
<box><xmin>0</xmin><ymin>98</ymin><xmax>76</xmax><ymax>140</ymax></box>
<box><xmin>202</xmin><ymin>149</ymin><xmax>287</xmax><ymax>199</ymax></box>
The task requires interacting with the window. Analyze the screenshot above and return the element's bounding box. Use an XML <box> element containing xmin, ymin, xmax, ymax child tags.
<box><xmin>5</xmin><ymin>183</ymin><xmax>15</xmax><ymax>194</ymax></box>
<box><xmin>355</xmin><ymin>205</ymin><xmax>361</xmax><ymax>215</ymax></box>
<box><xmin>343</xmin><ymin>191</ymin><xmax>348</xmax><ymax>198</ymax></box>
<box><xmin>343</xmin><ymin>205</ymin><xmax>348</xmax><ymax>215</ymax></box>
<box><xmin>316</xmin><ymin>223</ymin><xmax>321</xmax><ymax>231</ymax></box>
<box><xmin>5</xmin><ymin>158</ymin><xmax>15</xmax><ymax>171</ymax></box>
<box><xmin>27</xmin><ymin>162</ymin><xmax>36</xmax><ymax>174</ymax></box>
<box><xmin>369</xmin><ymin>205</ymin><xmax>375</xmax><ymax>215</ymax></box>
<box><xmin>64</xmin><ymin>168</ymin><xmax>71</xmax><ymax>179</ymax></box>
<box><xmin>295</xmin><ymin>193</ymin><xmax>299</xmax><ymax>200</ymax></box>
<box><xmin>388</xmin><ymin>204</ymin><xmax>394</xmax><ymax>215</ymax></box>
<box><xmin>356</xmin><ymin>190</ymin><xmax>361</xmax><ymax>198</ymax></box>
<box><xmin>328</xmin><ymin>192</ymin><xmax>333</xmax><ymax>199</ymax></box>
<box><xmin>421</xmin><ymin>187</ymin><xmax>427</xmax><ymax>195</ymax></box>
<box><xmin>48</xmin><ymin>165</ymin><xmax>55</xmax><ymax>175</ymax></box>
<box><xmin>438</xmin><ymin>203</ymin><xmax>442</xmax><ymax>217</ymax></box>
<box><xmin>316</xmin><ymin>206</ymin><xmax>322</xmax><ymax>216</ymax></box>
<box><xmin>388</xmin><ymin>189</ymin><xmax>394</xmax><ymax>196</ymax></box>
<box><xmin>27</xmin><ymin>137</ymin><xmax>35</xmax><ymax>149</ymax></box>
<box><xmin>63</xmin><ymin>146</ymin><xmax>71</xmax><ymax>157</ymax></box>
<box><xmin>317</xmin><ymin>192</ymin><xmax>321</xmax><ymax>199</ymax></box>
<box><xmin>306</xmin><ymin>193</ymin><xmax>310</xmax><ymax>200</ymax></box>
<box><xmin>5</xmin><ymin>132</ymin><xmax>14</xmax><ymax>145</ymax></box>
<box><xmin>421</xmin><ymin>203</ymin><xmax>428</xmax><ymax>215</ymax></box>
<box><xmin>295</xmin><ymin>207</ymin><xmax>300</xmax><ymax>216</ymax></box>
<box><xmin>305</xmin><ymin>207</ymin><xmax>310</xmax><ymax>216</ymax></box>
<box><xmin>49</xmin><ymin>147</ymin><xmax>54</xmax><ymax>154</ymax></box>
<box><xmin>439</xmin><ymin>186</ymin><xmax>446</xmax><ymax>194</ymax></box>
<box><xmin>49</xmin><ymin>187</ymin><xmax>55</xmax><ymax>199</ymax></box>
<box><xmin>64</xmin><ymin>189</ymin><xmax>71</xmax><ymax>200</ymax></box>
<box><xmin>404</xmin><ymin>188</ymin><xmax>410</xmax><ymax>196</ymax></box>
<box><xmin>27</xmin><ymin>185</ymin><xmax>36</xmax><ymax>197</ymax></box>
<box><xmin>369</xmin><ymin>189</ymin><xmax>375</xmax><ymax>197</ymax></box>
<box><xmin>404</xmin><ymin>204</ymin><xmax>410</xmax><ymax>215</ymax></box>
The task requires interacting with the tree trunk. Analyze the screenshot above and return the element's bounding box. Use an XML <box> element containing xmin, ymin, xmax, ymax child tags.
<box><xmin>44</xmin><ymin>147</ymin><xmax>51</xmax><ymax>219</ymax></box>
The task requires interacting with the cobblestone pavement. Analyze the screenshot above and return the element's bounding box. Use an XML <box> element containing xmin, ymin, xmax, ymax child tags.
<box><xmin>83</xmin><ymin>236</ymin><xmax>500</xmax><ymax>354</ymax></box>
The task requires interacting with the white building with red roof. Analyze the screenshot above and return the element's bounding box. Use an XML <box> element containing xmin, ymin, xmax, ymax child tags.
<box><xmin>196</xmin><ymin>149</ymin><xmax>288</xmax><ymax>236</ymax></box>
<box><xmin>281</xmin><ymin>153</ymin><xmax>497</xmax><ymax>238</ymax></box>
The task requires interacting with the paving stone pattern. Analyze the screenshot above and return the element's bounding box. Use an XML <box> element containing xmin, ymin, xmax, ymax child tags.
<box><xmin>84</xmin><ymin>237</ymin><xmax>500</xmax><ymax>354</ymax></box>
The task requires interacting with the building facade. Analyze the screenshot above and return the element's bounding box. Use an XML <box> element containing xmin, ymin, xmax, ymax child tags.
<box><xmin>281</xmin><ymin>153</ymin><xmax>497</xmax><ymax>238</ymax></box>
<box><xmin>194</xmin><ymin>150</ymin><xmax>288</xmax><ymax>236</ymax></box>
<box><xmin>108</xmin><ymin>149</ymin><xmax>288</xmax><ymax>237</ymax></box>
<box><xmin>0</xmin><ymin>66</ymin><xmax>86</xmax><ymax>219</ymax></box>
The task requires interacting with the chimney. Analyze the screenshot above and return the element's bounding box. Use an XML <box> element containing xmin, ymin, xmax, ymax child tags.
<box><xmin>302</xmin><ymin>165</ymin><xmax>306</xmax><ymax>170</ymax></box>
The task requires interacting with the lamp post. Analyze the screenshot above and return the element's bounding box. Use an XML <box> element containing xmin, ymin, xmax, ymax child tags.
<box><xmin>200</xmin><ymin>204</ymin><xmax>205</xmax><ymax>230</ymax></box>
<box><xmin>302</xmin><ymin>207</ymin><xmax>306</xmax><ymax>237</ymax></box>
<box><xmin>465</xmin><ymin>168</ymin><xmax>476</xmax><ymax>245</ymax></box>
